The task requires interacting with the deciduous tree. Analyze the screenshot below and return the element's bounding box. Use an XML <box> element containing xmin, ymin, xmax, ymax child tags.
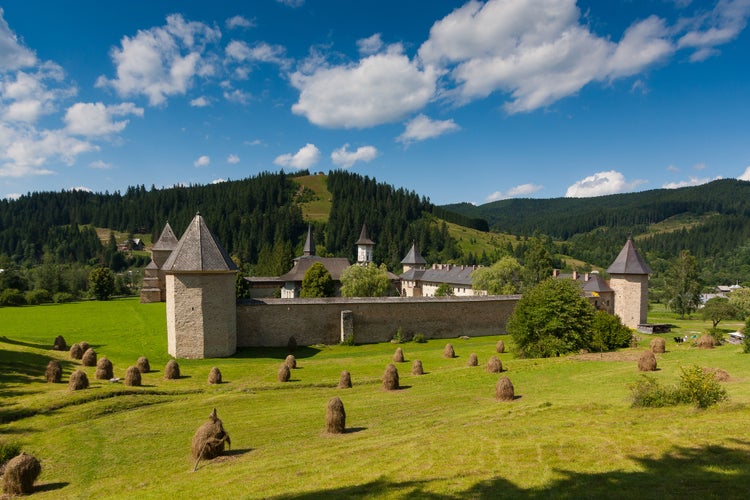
<box><xmin>471</xmin><ymin>256</ymin><xmax>522</xmax><ymax>295</ymax></box>
<box><xmin>665</xmin><ymin>250</ymin><xmax>702</xmax><ymax>319</ymax></box>
<box><xmin>300</xmin><ymin>262</ymin><xmax>334</xmax><ymax>298</ymax></box>
<box><xmin>88</xmin><ymin>267</ymin><xmax>115</xmax><ymax>301</ymax></box>
<box><xmin>340</xmin><ymin>263</ymin><xmax>393</xmax><ymax>297</ymax></box>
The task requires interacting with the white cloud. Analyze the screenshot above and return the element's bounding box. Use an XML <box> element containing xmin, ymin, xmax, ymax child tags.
<box><xmin>485</xmin><ymin>183</ymin><xmax>544</xmax><ymax>202</ymax></box>
<box><xmin>739</xmin><ymin>166</ymin><xmax>750</xmax><ymax>181</ymax></box>
<box><xmin>276</xmin><ymin>0</ymin><xmax>305</xmax><ymax>7</ymax></box>
<box><xmin>96</xmin><ymin>14</ymin><xmax>221</xmax><ymax>106</ymax></box>
<box><xmin>211</xmin><ymin>178</ymin><xmax>227</xmax><ymax>184</ymax></box>
<box><xmin>662</xmin><ymin>175</ymin><xmax>721</xmax><ymax>189</ymax></box>
<box><xmin>667</xmin><ymin>165</ymin><xmax>680</xmax><ymax>172</ymax></box>
<box><xmin>0</xmin><ymin>8</ymin><xmax>37</xmax><ymax>70</ymax></box>
<box><xmin>225</xmin><ymin>15</ymin><xmax>254</xmax><ymax>30</ymax></box>
<box><xmin>290</xmin><ymin>44</ymin><xmax>437</xmax><ymax>128</ymax></box>
<box><xmin>64</xmin><ymin>102</ymin><xmax>143</xmax><ymax>136</ymax></box>
<box><xmin>4</xmin><ymin>192</ymin><xmax>21</xmax><ymax>200</ymax></box>
<box><xmin>565</xmin><ymin>170</ymin><xmax>645</xmax><ymax>197</ymax></box>
<box><xmin>1</xmin><ymin>65</ymin><xmax>73</xmax><ymax>123</ymax></box>
<box><xmin>194</xmin><ymin>155</ymin><xmax>210</xmax><ymax>167</ymax></box>
<box><xmin>274</xmin><ymin>143</ymin><xmax>321</xmax><ymax>169</ymax></box>
<box><xmin>227</xmin><ymin>154</ymin><xmax>240</xmax><ymax>164</ymax></box>
<box><xmin>89</xmin><ymin>160</ymin><xmax>112</xmax><ymax>169</ymax></box>
<box><xmin>331</xmin><ymin>144</ymin><xmax>378</xmax><ymax>168</ymax></box>
<box><xmin>677</xmin><ymin>0</ymin><xmax>750</xmax><ymax>61</ymax></box>
<box><xmin>0</xmin><ymin>125</ymin><xmax>98</xmax><ymax>177</ymax></box>
<box><xmin>357</xmin><ymin>34</ymin><xmax>384</xmax><ymax>55</ymax></box>
<box><xmin>69</xmin><ymin>185</ymin><xmax>92</xmax><ymax>193</ymax></box>
<box><xmin>397</xmin><ymin>114</ymin><xmax>459</xmax><ymax>144</ymax></box>
<box><xmin>223</xmin><ymin>88</ymin><xmax>250</xmax><ymax>104</ymax></box>
<box><xmin>190</xmin><ymin>96</ymin><xmax>209</xmax><ymax>107</ymax></box>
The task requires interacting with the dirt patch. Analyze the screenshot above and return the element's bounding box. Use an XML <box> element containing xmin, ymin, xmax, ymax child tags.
<box><xmin>570</xmin><ymin>351</ymin><xmax>644</xmax><ymax>362</ymax></box>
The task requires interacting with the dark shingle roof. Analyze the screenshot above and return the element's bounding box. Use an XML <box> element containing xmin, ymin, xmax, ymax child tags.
<box><xmin>152</xmin><ymin>222</ymin><xmax>179</xmax><ymax>251</ymax></box>
<box><xmin>401</xmin><ymin>243</ymin><xmax>426</xmax><ymax>266</ymax></box>
<box><xmin>582</xmin><ymin>273</ymin><xmax>613</xmax><ymax>293</ymax></box>
<box><xmin>401</xmin><ymin>264</ymin><xmax>476</xmax><ymax>286</ymax></box>
<box><xmin>355</xmin><ymin>224</ymin><xmax>375</xmax><ymax>246</ymax></box>
<box><xmin>162</xmin><ymin>213</ymin><xmax>237</xmax><ymax>272</ymax></box>
<box><xmin>303</xmin><ymin>225</ymin><xmax>316</xmax><ymax>256</ymax></box>
<box><xmin>278</xmin><ymin>256</ymin><xmax>351</xmax><ymax>282</ymax></box>
<box><xmin>607</xmin><ymin>237</ymin><xmax>652</xmax><ymax>275</ymax></box>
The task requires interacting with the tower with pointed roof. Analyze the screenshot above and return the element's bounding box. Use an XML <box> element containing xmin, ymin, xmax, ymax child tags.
<box><xmin>356</xmin><ymin>223</ymin><xmax>375</xmax><ymax>265</ymax></box>
<box><xmin>140</xmin><ymin>222</ymin><xmax>179</xmax><ymax>303</ymax></box>
<box><xmin>607</xmin><ymin>237</ymin><xmax>652</xmax><ymax>329</ymax></box>
<box><xmin>163</xmin><ymin>213</ymin><xmax>238</xmax><ymax>358</ymax></box>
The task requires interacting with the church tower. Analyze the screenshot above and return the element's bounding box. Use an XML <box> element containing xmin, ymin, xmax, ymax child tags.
<box><xmin>356</xmin><ymin>223</ymin><xmax>375</xmax><ymax>265</ymax></box>
<box><xmin>163</xmin><ymin>213</ymin><xmax>238</xmax><ymax>358</ymax></box>
<box><xmin>607</xmin><ymin>238</ymin><xmax>652</xmax><ymax>329</ymax></box>
<box><xmin>140</xmin><ymin>222</ymin><xmax>179</xmax><ymax>303</ymax></box>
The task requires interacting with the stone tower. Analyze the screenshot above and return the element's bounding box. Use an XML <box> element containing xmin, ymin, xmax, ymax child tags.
<box><xmin>163</xmin><ymin>213</ymin><xmax>238</xmax><ymax>358</ymax></box>
<box><xmin>607</xmin><ymin>238</ymin><xmax>652</xmax><ymax>329</ymax></box>
<box><xmin>400</xmin><ymin>242</ymin><xmax>426</xmax><ymax>273</ymax></box>
<box><xmin>356</xmin><ymin>223</ymin><xmax>375</xmax><ymax>264</ymax></box>
<box><xmin>140</xmin><ymin>222</ymin><xmax>179</xmax><ymax>303</ymax></box>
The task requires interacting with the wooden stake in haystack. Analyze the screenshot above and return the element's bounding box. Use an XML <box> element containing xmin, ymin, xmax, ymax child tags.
<box><xmin>192</xmin><ymin>408</ymin><xmax>231</xmax><ymax>471</ymax></box>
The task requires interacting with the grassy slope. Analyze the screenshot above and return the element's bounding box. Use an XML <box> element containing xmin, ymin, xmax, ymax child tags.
<box><xmin>294</xmin><ymin>174</ymin><xmax>332</xmax><ymax>223</ymax></box>
<box><xmin>2</xmin><ymin>299</ymin><xmax>750</xmax><ymax>498</ymax></box>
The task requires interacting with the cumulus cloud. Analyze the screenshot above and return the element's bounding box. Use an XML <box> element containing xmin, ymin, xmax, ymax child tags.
<box><xmin>96</xmin><ymin>14</ymin><xmax>221</xmax><ymax>106</ymax></box>
<box><xmin>64</xmin><ymin>102</ymin><xmax>143</xmax><ymax>136</ymax></box>
<box><xmin>0</xmin><ymin>125</ymin><xmax>98</xmax><ymax>177</ymax></box>
<box><xmin>0</xmin><ymin>8</ymin><xmax>37</xmax><ymax>70</ymax></box>
<box><xmin>274</xmin><ymin>143</ymin><xmax>321</xmax><ymax>169</ymax></box>
<box><xmin>4</xmin><ymin>192</ymin><xmax>21</xmax><ymax>200</ymax></box>
<box><xmin>397</xmin><ymin>114</ymin><xmax>459</xmax><ymax>144</ymax></box>
<box><xmin>565</xmin><ymin>170</ymin><xmax>646</xmax><ymax>197</ymax></box>
<box><xmin>739</xmin><ymin>166</ymin><xmax>750</xmax><ymax>181</ymax></box>
<box><xmin>357</xmin><ymin>34</ymin><xmax>384</xmax><ymax>55</ymax></box>
<box><xmin>677</xmin><ymin>0</ymin><xmax>750</xmax><ymax>60</ymax></box>
<box><xmin>485</xmin><ymin>183</ymin><xmax>544</xmax><ymax>202</ymax></box>
<box><xmin>662</xmin><ymin>175</ymin><xmax>721</xmax><ymax>189</ymax></box>
<box><xmin>331</xmin><ymin>144</ymin><xmax>378</xmax><ymax>168</ymax></box>
<box><xmin>227</xmin><ymin>154</ymin><xmax>240</xmax><ymax>164</ymax></box>
<box><xmin>89</xmin><ymin>160</ymin><xmax>112</xmax><ymax>169</ymax></box>
<box><xmin>69</xmin><ymin>185</ymin><xmax>92</xmax><ymax>193</ymax></box>
<box><xmin>190</xmin><ymin>96</ymin><xmax>209</xmax><ymax>107</ymax></box>
<box><xmin>290</xmin><ymin>44</ymin><xmax>437</xmax><ymax>128</ymax></box>
<box><xmin>225</xmin><ymin>15</ymin><xmax>254</xmax><ymax>30</ymax></box>
<box><xmin>194</xmin><ymin>155</ymin><xmax>210</xmax><ymax>167</ymax></box>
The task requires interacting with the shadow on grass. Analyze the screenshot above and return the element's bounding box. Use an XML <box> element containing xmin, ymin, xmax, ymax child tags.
<box><xmin>275</xmin><ymin>440</ymin><xmax>750</xmax><ymax>499</ymax></box>
<box><xmin>36</xmin><ymin>482</ymin><xmax>70</xmax><ymax>493</ymax></box>
<box><xmin>0</xmin><ymin>335</ymin><xmax>51</xmax><ymax>350</ymax></box>
<box><xmin>0</xmin><ymin>347</ymin><xmax>77</xmax><ymax>387</ymax></box>
<box><xmin>233</xmin><ymin>346</ymin><xmax>322</xmax><ymax>360</ymax></box>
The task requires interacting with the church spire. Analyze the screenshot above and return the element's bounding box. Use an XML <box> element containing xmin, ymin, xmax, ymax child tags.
<box><xmin>303</xmin><ymin>224</ymin><xmax>316</xmax><ymax>257</ymax></box>
<box><xmin>356</xmin><ymin>223</ymin><xmax>375</xmax><ymax>264</ymax></box>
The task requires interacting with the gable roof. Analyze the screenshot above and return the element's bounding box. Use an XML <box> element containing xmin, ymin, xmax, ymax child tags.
<box><xmin>401</xmin><ymin>243</ymin><xmax>427</xmax><ymax>266</ymax></box>
<box><xmin>152</xmin><ymin>222</ymin><xmax>179</xmax><ymax>251</ymax></box>
<box><xmin>607</xmin><ymin>237</ymin><xmax>652</xmax><ymax>275</ymax></box>
<box><xmin>355</xmin><ymin>224</ymin><xmax>375</xmax><ymax>246</ymax></box>
<box><xmin>278</xmin><ymin>256</ymin><xmax>351</xmax><ymax>282</ymax></box>
<box><xmin>162</xmin><ymin>213</ymin><xmax>237</xmax><ymax>273</ymax></box>
<box><xmin>582</xmin><ymin>273</ymin><xmax>613</xmax><ymax>293</ymax></box>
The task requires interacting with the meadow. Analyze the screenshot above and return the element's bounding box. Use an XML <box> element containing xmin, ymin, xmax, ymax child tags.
<box><xmin>1</xmin><ymin>299</ymin><xmax>749</xmax><ymax>499</ymax></box>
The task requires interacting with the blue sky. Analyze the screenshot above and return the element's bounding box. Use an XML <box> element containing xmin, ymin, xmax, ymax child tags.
<box><xmin>1</xmin><ymin>0</ymin><xmax>749</xmax><ymax>206</ymax></box>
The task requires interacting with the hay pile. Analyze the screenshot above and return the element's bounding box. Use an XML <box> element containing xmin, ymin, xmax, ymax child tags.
<box><xmin>68</xmin><ymin>370</ymin><xmax>89</xmax><ymax>391</ymax></box>
<box><xmin>45</xmin><ymin>360</ymin><xmax>62</xmax><ymax>383</ymax></box>
<box><xmin>125</xmin><ymin>366</ymin><xmax>141</xmax><ymax>386</ymax></box>
<box><xmin>393</xmin><ymin>347</ymin><xmax>404</xmax><ymax>363</ymax></box>
<box><xmin>337</xmin><ymin>370</ymin><xmax>352</xmax><ymax>389</ymax></box>
<box><xmin>81</xmin><ymin>348</ymin><xmax>97</xmax><ymax>367</ymax></box>
<box><xmin>137</xmin><ymin>356</ymin><xmax>150</xmax><ymax>373</ymax></box>
<box><xmin>697</xmin><ymin>335</ymin><xmax>715</xmax><ymax>349</ymax></box>
<box><xmin>467</xmin><ymin>353</ymin><xmax>478</xmax><ymax>366</ymax></box>
<box><xmin>164</xmin><ymin>360</ymin><xmax>180</xmax><ymax>379</ymax></box>
<box><xmin>650</xmin><ymin>337</ymin><xmax>666</xmax><ymax>354</ymax></box>
<box><xmin>486</xmin><ymin>356</ymin><xmax>503</xmax><ymax>373</ymax></box>
<box><xmin>285</xmin><ymin>354</ymin><xmax>297</xmax><ymax>369</ymax></box>
<box><xmin>278</xmin><ymin>363</ymin><xmax>290</xmax><ymax>382</ymax></box>
<box><xmin>79</xmin><ymin>341</ymin><xmax>90</xmax><ymax>353</ymax></box>
<box><xmin>69</xmin><ymin>343</ymin><xmax>83</xmax><ymax>360</ymax></box>
<box><xmin>495</xmin><ymin>376</ymin><xmax>515</xmax><ymax>402</ymax></box>
<box><xmin>191</xmin><ymin>408</ymin><xmax>231</xmax><ymax>461</ymax></box>
<box><xmin>703</xmin><ymin>367</ymin><xmax>730</xmax><ymax>382</ymax></box>
<box><xmin>383</xmin><ymin>363</ymin><xmax>399</xmax><ymax>390</ymax></box>
<box><xmin>208</xmin><ymin>367</ymin><xmax>222</xmax><ymax>384</ymax></box>
<box><xmin>443</xmin><ymin>343</ymin><xmax>455</xmax><ymax>358</ymax></box>
<box><xmin>638</xmin><ymin>350</ymin><xmax>657</xmax><ymax>372</ymax></box>
<box><xmin>496</xmin><ymin>340</ymin><xmax>505</xmax><ymax>353</ymax></box>
<box><xmin>95</xmin><ymin>357</ymin><xmax>113</xmax><ymax>380</ymax></box>
<box><xmin>325</xmin><ymin>397</ymin><xmax>346</xmax><ymax>434</ymax></box>
<box><xmin>287</xmin><ymin>336</ymin><xmax>297</xmax><ymax>352</ymax></box>
<box><xmin>2</xmin><ymin>452</ymin><xmax>41</xmax><ymax>496</ymax></box>
<box><xmin>53</xmin><ymin>335</ymin><xmax>67</xmax><ymax>351</ymax></box>
<box><xmin>411</xmin><ymin>359</ymin><xmax>423</xmax><ymax>376</ymax></box>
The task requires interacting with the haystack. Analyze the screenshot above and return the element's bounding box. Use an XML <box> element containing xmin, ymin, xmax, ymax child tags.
<box><xmin>325</xmin><ymin>397</ymin><xmax>346</xmax><ymax>434</ymax></box>
<box><xmin>164</xmin><ymin>359</ymin><xmax>180</xmax><ymax>379</ymax></box>
<box><xmin>383</xmin><ymin>363</ymin><xmax>399</xmax><ymax>390</ymax></box>
<box><xmin>53</xmin><ymin>335</ymin><xmax>67</xmax><ymax>351</ymax></box>
<box><xmin>278</xmin><ymin>363</ymin><xmax>291</xmax><ymax>382</ymax></box>
<box><xmin>467</xmin><ymin>353</ymin><xmax>478</xmax><ymax>366</ymax></box>
<box><xmin>486</xmin><ymin>356</ymin><xmax>503</xmax><ymax>373</ymax></box>
<box><xmin>444</xmin><ymin>343</ymin><xmax>455</xmax><ymax>358</ymax></box>
<box><xmin>287</xmin><ymin>335</ymin><xmax>297</xmax><ymax>352</ymax></box>
<box><xmin>191</xmin><ymin>408</ymin><xmax>231</xmax><ymax>461</ymax></box>
<box><xmin>125</xmin><ymin>366</ymin><xmax>141</xmax><ymax>386</ymax></box>
<box><xmin>45</xmin><ymin>360</ymin><xmax>62</xmax><ymax>383</ymax></box>
<box><xmin>285</xmin><ymin>354</ymin><xmax>297</xmax><ymax>369</ymax></box>
<box><xmin>703</xmin><ymin>367</ymin><xmax>730</xmax><ymax>382</ymax></box>
<box><xmin>208</xmin><ymin>367</ymin><xmax>222</xmax><ymax>384</ymax></box>
<box><xmin>95</xmin><ymin>357</ymin><xmax>114</xmax><ymax>380</ymax></box>
<box><xmin>638</xmin><ymin>350</ymin><xmax>657</xmax><ymax>372</ymax></box>
<box><xmin>411</xmin><ymin>359</ymin><xmax>424</xmax><ymax>376</ymax></box>
<box><xmin>337</xmin><ymin>370</ymin><xmax>352</xmax><ymax>389</ymax></box>
<box><xmin>697</xmin><ymin>334</ymin><xmax>715</xmax><ymax>349</ymax></box>
<box><xmin>69</xmin><ymin>343</ymin><xmax>83</xmax><ymax>360</ymax></box>
<box><xmin>68</xmin><ymin>369</ymin><xmax>89</xmax><ymax>391</ymax></box>
<box><xmin>650</xmin><ymin>337</ymin><xmax>666</xmax><ymax>354</ymax></box>
<box><xmin>78</xmin><ymin>341</ymin><xmax>90</xmax><ymax>353</ymax></box>
<box><xmin>495</xmin><ymin>376</ymin><xmax>515</xmax><ymax>402</ymax></box>
<box><xmin>137</xmin><ymin>356</ymin><xmax>150</xmax><ymax>373</ymax></box>
<box><xmin>496</xmin><ymin>340</ymin><xmax>505</xmax><ymax>353</ymax></box>
<box><xmin>1</xmin><ymin>452</ymin><xmax>41</xmax><ymax>496</ymax></box>
<box><xmin>393</xmin><ymin>347</ymin><xmax>405</xmax><ymax>363</ymax></box>
<box><xmin>81</xmin><ymin>348</ymin><xmax>97</xmax><ymax>367</ymax></box>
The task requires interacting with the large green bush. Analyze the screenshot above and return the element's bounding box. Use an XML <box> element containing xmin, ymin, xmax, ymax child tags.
<box><xmin>88</xmin><ymin>267</ymin><xmax>115</xmax><ymax>301</ymax></box>
<box><xmin>0</xmin><ymin>288</ymin><xmax>27</xmax><ymax>306</ymax></box>
<box><xmin>590</xmin><ymin>310</ymin><xmax>633</xmax><ymax>352</ymax></box>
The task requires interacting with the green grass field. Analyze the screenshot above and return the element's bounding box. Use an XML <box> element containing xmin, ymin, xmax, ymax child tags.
<box><xmin>2</xmin><ymin>299</ymin><xmax>749</xmax><ymax>499</ymax></box>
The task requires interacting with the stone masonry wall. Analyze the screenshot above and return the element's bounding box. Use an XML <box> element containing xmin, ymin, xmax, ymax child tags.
<box><xmin>609</xmin><ymin>274</ymin><xmax>648</xmax><ymax>329</ymax></box>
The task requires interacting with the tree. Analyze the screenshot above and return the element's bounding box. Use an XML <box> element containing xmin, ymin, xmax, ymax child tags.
<box><xmin>88</xmin><ymin>267</ymin><xmax>115</xmax><ymax>300</ymax></box>
<box><xmin>507</xmin><ymin>278</ymin><xmax>594</xmax><ymax>358</ymax></box>
<box><xmin>300</xmin><ymin>262</ymin><xmax>334</xmax><ymax>298</ymax></box>
<box><xmin>700</xmin><ymin>297</ymin><xmax>737</xmax><ymax>329</ymax></box>
<box><xmin>590</xmin><ymin>310</ymin><xmax>633</xmax><ymax>352</ymax></box>
<box><xmin>665</xmin><ymin>250</ymin><xmax>702</xmax><ymax>318</ymax></box>
<box><xmin>340</xmin><ymin>263</ymin><xmax>393</xmax><ymax>297</ymax></box>
<box><xmin>728</xmin><ymin>287</ymin><xmax>750</xmax><ymax>320</ymax></box>
<box><xmin>521</xmin><ymin>238</ymin><xmax>554</xmax><ymax>289</ymax></box>
<box><xmin>471</xmin><ymin>256</ymin><xmax>522</xmax><ymax>295</ymax></box>
<box><xmin>434</xmin><ymin>283</ymin><xmax>454</xmax><ymax>297</ymax></box>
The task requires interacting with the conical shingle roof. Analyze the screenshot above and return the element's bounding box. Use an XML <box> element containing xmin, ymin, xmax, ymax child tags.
<box><xmin>162</xmin><ymin>213</ymin><xmax>237</xmax><ymax>272</ymax></box>
<box><xmin>303</xmin><ymin>225</ymin><xmax>316</xmax><ymax>257</ymax></box>
<box><xmin>607</xmin><ymin>237</ymin><xmax>652</xmax><ymax>275</ymax></box>
<box><xmin>152</xmin><ymin>222</ymin><xmax>179</xmax><ymax>251</ymax></box>
<box><xmin>355</xmin><ymin>223</ymin><xmax>375</xmax><ymax>246</ymax></box>
<box><xmin>401</xmin><ymin>243</ymin><xmax>426</xmax><ymax>265</ymax></box>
